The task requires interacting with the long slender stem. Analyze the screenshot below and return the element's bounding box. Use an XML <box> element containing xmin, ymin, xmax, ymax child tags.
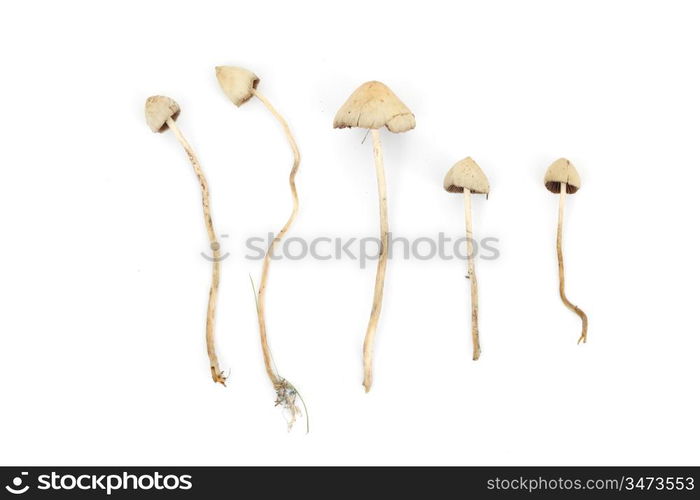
<box><xmin>251</xmin><ymin>89</ymin><xmax>301</xmax><ymax>387</ymax></box>
<box><xmin>363</xmin><ymin>129</ymin><xmax>388</xmax><ymax>393</ymax></box>
<box><xmin>557</xmin><ymin>181</ymin><xmax>588</xmax><ymax>344</ymax></box>
<box><xmin>464</xmin><ymin>189</ymin><xmax>481</xmax><ymax>360</ymax></box>
<box><xmin>166</xmin><ymin>117</ymin><xmax>226</xmax><ymax>385</ymax></box>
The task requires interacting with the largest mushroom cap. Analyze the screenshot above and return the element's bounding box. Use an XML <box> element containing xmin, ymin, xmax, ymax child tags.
<box><xmin>145</xmin><ymin>96</ymin><xmax>180</xmax><ymax>133</ymax></box>
<box><xmin>333</xmin><ymin>81</ymin><xmax>415</xmax><ymax>133</ymax></box>
<box><xmin>544</xmin><ymin>158</ymin><xmax>581</xmax><ymax>194</ymax></box>
<box><xmin>215</xmin><ymin>66</ymin><xmax>260</xmax><ymax>107</ymax></box>
<box><xmin>444</xmin><ymin>157</ymin><xmax>490</xmax><ymax>194</ymax></box>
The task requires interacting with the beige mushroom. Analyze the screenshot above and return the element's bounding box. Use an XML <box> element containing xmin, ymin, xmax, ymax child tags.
<box><xmin>444</xmin><ymin>157</ymin><xmax>489</xmax><ymax>360</ymax></box>
<box><xmin>334</xmin><ymin>81</ymin><xmax>415</xmax><ymax>392</ymax></box>
<box><xmin>215</xmin><ymin>66</ymin><xmax>259</xmax><ymax>107</ymax></box>
<box><xmin>216</xmin><ymin>66</ymin><xmax>305</xmax><ymax>429</ymax></box>
<box><xmin>544</xmin><ymin>158</ymin><xmax>588</xmax><ymax>344</ymax></box>
<box><xmin>145</xmin><ymin>96</ymin><xmax>226</xmax><ymax>385</ymax></box>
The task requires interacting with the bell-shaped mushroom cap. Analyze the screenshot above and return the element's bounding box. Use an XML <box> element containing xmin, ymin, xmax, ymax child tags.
<box><xmin>145</xmin><ymin>95</ymin><xmax>180</xmax><ymax>133</ymax></box>
<box><xmin>443</xmin><ymin>157</ymin><xmax>490</xmax><ymax>195</ymax></box>
<box><xmin>333</xmin><ymin>81</ymin><xmax>415</xmax><ymax>133</ymax></box>
<box><xmin>215</xmin><ymin>66</ymin><xmax>260</xmax><ymax>107</ymax></box>
<box><xmin>544</xmin><ymin>158</ymin><xmax>581</xmax><ymax>194</ymax></box>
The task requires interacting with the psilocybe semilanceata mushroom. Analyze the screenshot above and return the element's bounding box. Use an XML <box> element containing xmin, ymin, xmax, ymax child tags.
<box><xmin>544</xmin><ymin>158</ymin><xmax>588</xmax><ymax>344</ymax></box>
<box><xmin>334</xmin><ymin>81</ymin><xmax>415</xmax><ymax>392</ymax></box>
<box><xmin>444</xmin><ymin>157</ymin><xmax>490</xmax><ymax>360</ymax></box>
<box><xmin>216</xmin><ymin>66</ymin><xmax>306</xmax><ymax>430</ymax></box>
<box><xmin>145</xmin><ymin>96</ymin><xmax>227</xmax><ymax>386</ymax></box>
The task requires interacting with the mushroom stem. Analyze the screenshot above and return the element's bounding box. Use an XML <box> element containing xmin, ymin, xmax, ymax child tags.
<box><xmin>250</xmin><ymin>88</ymin><xmax>301</xmax><ymax>387</ymax></box>
<box><xmin>363</xmin><ymin>129</ymin><xmax>388</xmax><ymax>393</ymax></box>
<box><xmin>166</xmin><ymin>117</ymin><xmax>226</xmax><ymax>385</ymax></box>
<box><xmin>463</xmin><ymin>189</ymin><xmax>481</xmax><ymax>360</ymax></box>
<box><xmin>557</xmin><ymin>181</ymin><xmax>588</xmax><ymax>344</ymax></box>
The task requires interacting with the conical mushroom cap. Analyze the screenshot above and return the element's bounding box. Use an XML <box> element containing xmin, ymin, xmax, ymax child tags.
<box><xmin>333</xmin><ymin>81</ymin><xmax>415</xmax><ymax>133</ymax></box>
<box><xmin>215</xmin><ymin>66</ymin><xmax>259</xmax><ymax>107</ymax></box>
<box><xmin>443</xmin><ymin>157</ymin><xmax>490</xmax><ymax>195</ymax></box>
<box><xmin>544</xmin><ymin>158</ymin><xmax>581</xmax><ymax>194</ymax></box>
<box><xmin>145</xmin><ymin>95</ymin><xmax>180</xmax><ymax>133</ymax></box>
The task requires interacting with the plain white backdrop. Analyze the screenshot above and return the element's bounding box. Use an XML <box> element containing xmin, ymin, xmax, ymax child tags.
<box><xmin>1</xmin><ymin>0</ymin><xmax>699</xmax><ymax>466</ymax></box>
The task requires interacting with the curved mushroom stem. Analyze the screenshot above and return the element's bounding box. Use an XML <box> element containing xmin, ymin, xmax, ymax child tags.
<box><xmin>250</xmin><ymin>89</ymin><xmax>303</xmax><ymax>425</ymax></box>
<box><xmin>463</xmin><ymin>189</ymin><xmax>481</xmax><ymax>360</ymax></box>
<box><xmin>363</xmin><ymin>129</ymin><xmax>388</xmax><ymax>393</ymax></box>
<box><xmin>557</xmin><ymin>181</ymin><xmax>588</xmax><ymax>344</ymax></box>
<box><xmin>166</xmin><ymin>117</ymin><xmax>226</xmax><ymax>385</ymax></box>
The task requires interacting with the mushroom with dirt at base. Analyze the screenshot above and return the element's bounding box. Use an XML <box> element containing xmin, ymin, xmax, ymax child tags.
<box><xmin>145</xmin><ymin>95</ymin><xmax>227</xmax><ymax>385</ymax></box>
<box><xmin>333</xmin><ymin>81</ymin><xmax>415</xmax><ymax>392</ymax></box>
<box><xmin>544</xmin><ymin>157</ymin><xmax>588</xmax><ymax>344</ymax></box>
<box><xmin>216</xmin><ymin>66</ymin><xmax>307</xmax><ymax>430</ymax></box>
<box><xmin>443</xmin><ymin>157</ymin><xmax>490</xmax><ymax>360</ymax></box>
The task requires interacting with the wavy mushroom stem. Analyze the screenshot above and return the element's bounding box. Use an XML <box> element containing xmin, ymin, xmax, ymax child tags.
<box><xmin>463</xmin><ymin>189</ymin><xmax>481</xmax><ymax>360</ymax></box>
<box><xmin>362</xmin><ymin>129</ymin><xmax>388</xmax><ymax>393</ymax></box>
<box><xmin>557</xmin><ymin>181</ymin><xmax>588</xmax><ymax>344</ymax></box>
<box><xmin>250</xmin><ymin>89</ymin><xmax>301</xmax><ymax>391</ymax></box>
<box><xmin>166</xmin><ymin>117</ymin><xmax>226</xmax><ymax>385</ymax></box>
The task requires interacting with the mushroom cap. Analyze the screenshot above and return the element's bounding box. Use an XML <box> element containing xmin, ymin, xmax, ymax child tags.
<box><xmin>443</xmin><ymin>157</ymin><xmax>490</xmax><ymax>195</ymax></box>
<box><xmin>544</xmin><ymin>158</ymin><xmax>581</xmax><ymax>194</ymax></box>
<box><xmin>333</xmin><ymin>81</ymin><xmax>415</xmax><ymax>133</ymax></box>
<box><xmin>215</xmin><ymin>66</ymin><xmax>260</xmax><ymax>107</ymax></box>
<box><xmin>145</xmin><ymin>95</ymin><xmax>180</xmax><ymax>133</ymax></box>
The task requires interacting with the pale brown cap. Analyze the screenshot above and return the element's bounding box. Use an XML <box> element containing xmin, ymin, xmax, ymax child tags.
<box><xmin>443</xmin><ymin>157</ymin><xmax>490</xmax><ymax>195</ymax></box>
<box><xmin>333</xmin><ymin>81</ymin><xmax>415</xmax><ymax>133</ymax></box>
<box><xmin>544</xmin><ymin>158</ymin><xmax>581</xmax><ymax>194</ymax></box>
<box><xmin>145</xmin><ymin>95</ymin><xmax>180</xmax><ymax>133</ymax></box>
<box><xmin>215</xmin><ymin>66</ymin><xmax>259</xmax><ymax>107</ymax></box>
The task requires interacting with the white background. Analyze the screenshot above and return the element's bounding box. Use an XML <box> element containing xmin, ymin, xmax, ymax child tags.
<box><xmin>1</xmin><ymin>0</ymin><xmax>698</xmax><ymax>466</ymax></box>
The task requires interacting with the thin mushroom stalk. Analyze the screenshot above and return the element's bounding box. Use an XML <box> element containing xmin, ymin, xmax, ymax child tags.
<box><xmin>216</xmin><ymin>66</ymin><xmax>304</xmax><ymax>428</ymax></box>
<box><xmin>333</xmin><ymin>81</ymin><xmax>416</xmax><ymax>392</ymax></box>
<box><xmin>545</xmin><ymin>158</ymin><xmax>588</xmax><ymax>343</ymax></box>
<box><xmin>252</xmin><ymin>88</ymin><xmax>301</xmax><ymax>423</ymax></box>
<box><xmin>364</xmin><ymin>129</ymin><xmax>389</xmax><ymax>389</ymax></box>
<box><xmin>145</xmin><ymin>96</ymin><xmax>226</xmax><ymax>385</ymax></box>
<box><xmin>444</xmin><ymin>157</ymin><xmax>490</xmax><ymax>360</ymax></box>
<box><xmin>556</xmin><ymin>181</ymin><xmax>588</xmax><ymax>343</ymax></box>
<box><xmin>463</xmin><ymin>189</ymin><xmax>480</xmax><ymax>360</ymax></box>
